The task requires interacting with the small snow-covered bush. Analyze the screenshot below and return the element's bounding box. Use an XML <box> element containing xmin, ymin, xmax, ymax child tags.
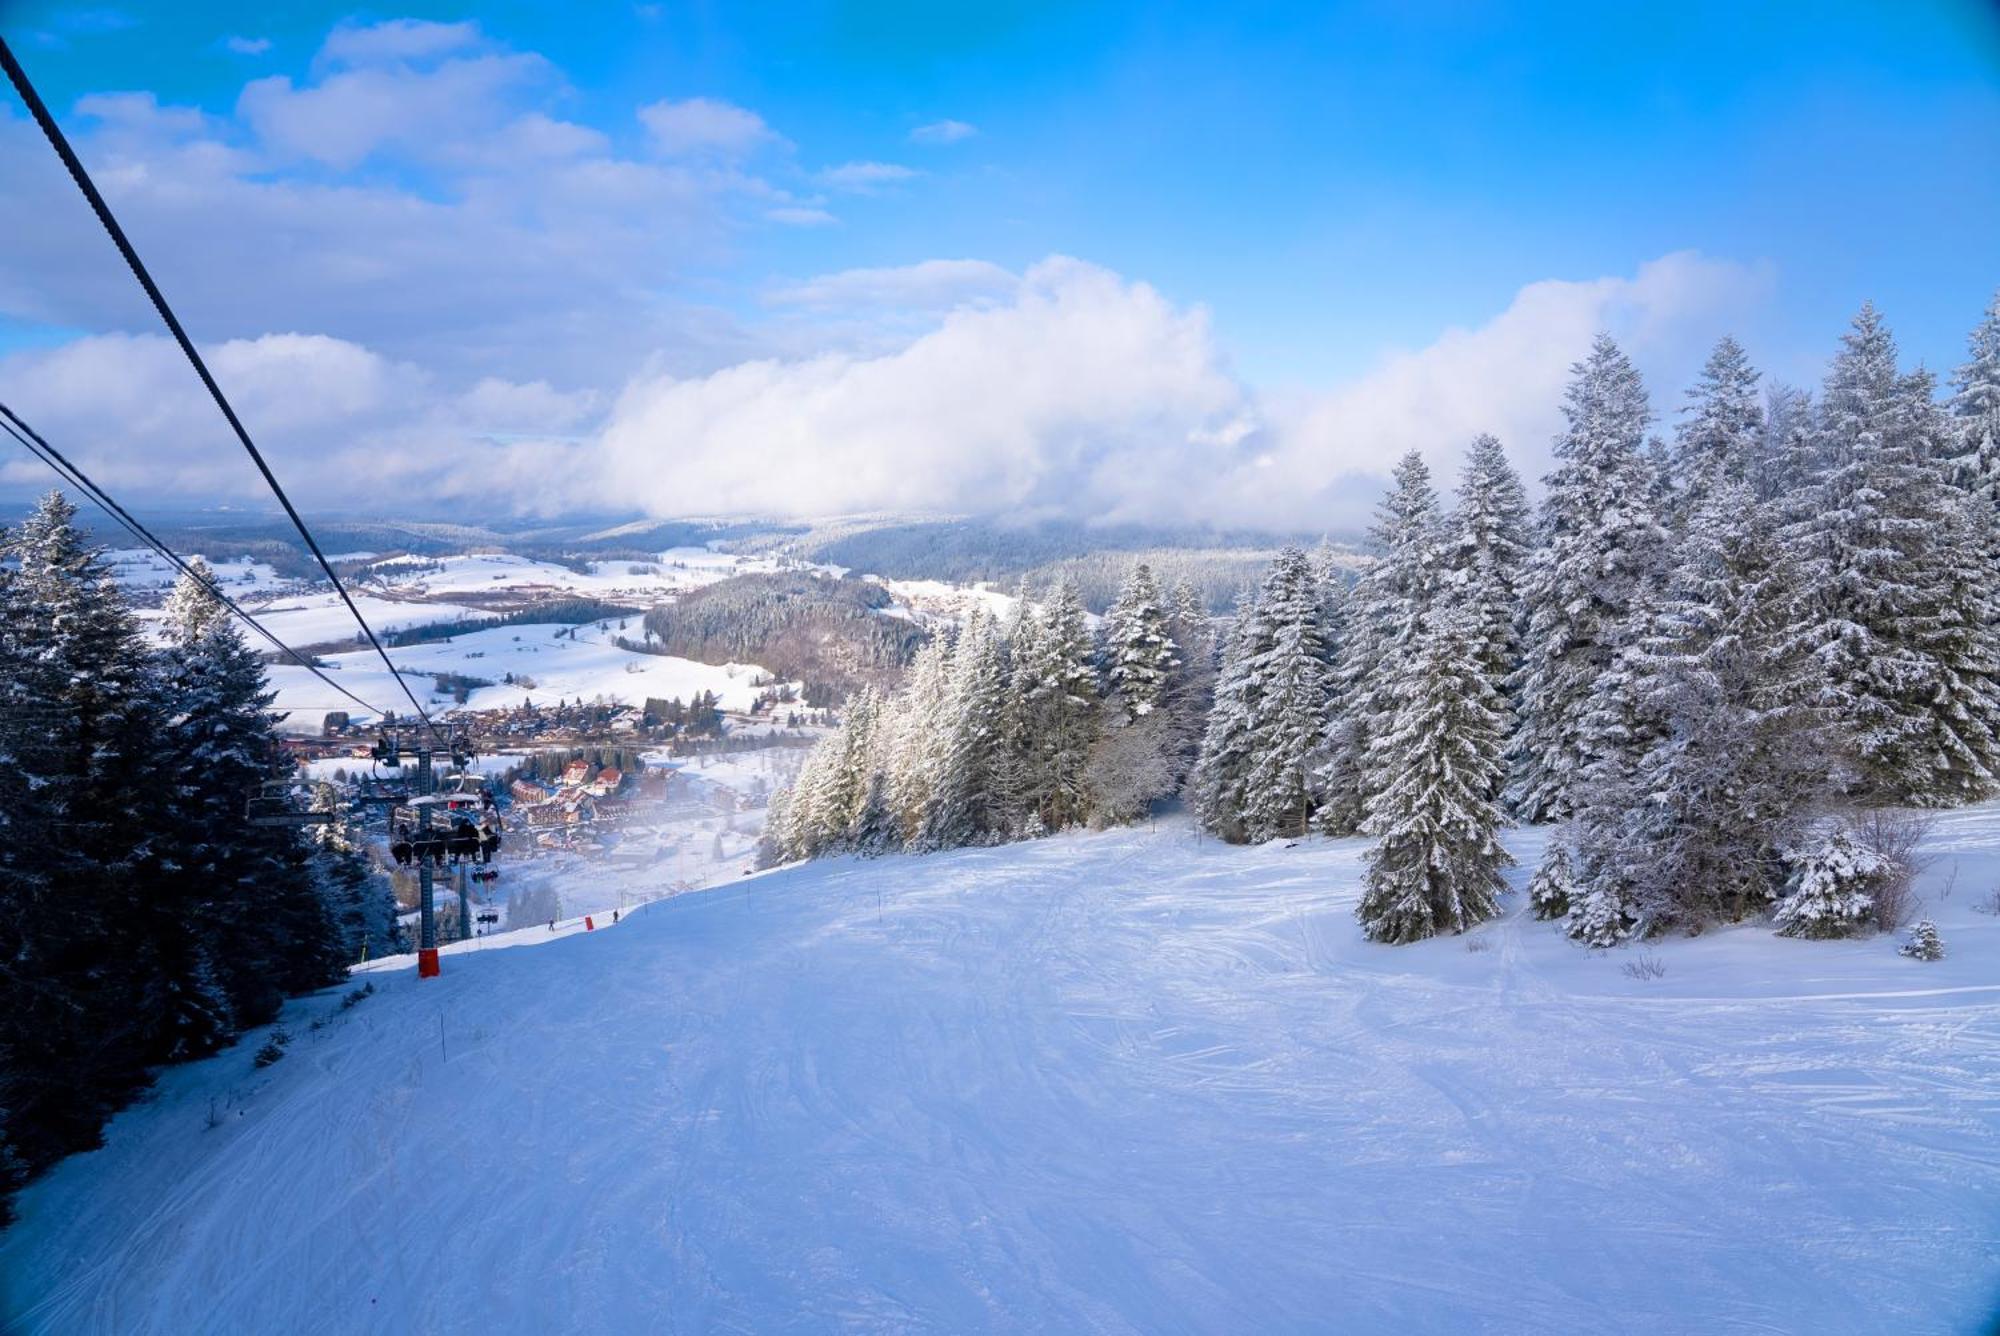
<box><xmin>1774</xmin><ymin>827</ymin><xmax>1885</xmax><ymax>939</ymax></box>
<box><xmin>1898</xmin><ymin>919</ymin><xmax>1945</xmax><ymax>961</ymax></box>
<box><xmin>252</xmin><ymin>1030</ymin><xmax>290</xmax><ymax>1068</ymax></box>
<box><xmin>1527</xmin><ymin>841</ymin><xmax>1576</xmax><ymax>921</ymax></box>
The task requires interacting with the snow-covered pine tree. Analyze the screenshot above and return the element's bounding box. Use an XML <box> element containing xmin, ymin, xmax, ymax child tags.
<box><xmin>1948</xmin><ymin>291</ymin><xmax>2000</xmax><ymax>527</ymax></box>
<box><xmin>1158</xmin><ymin>578</ymin><xmax>1217</xmax><ymax>788</ymax></box>
<box><xmin>1756</xmin><ymin>383</ymin><xmax>1817</xmax><ymax>503</ymax></box>
<box><xmin>991</xmin><ymin>596</ymin><xmax>1042</xmax><ymax>832</ymax></box>
<box><xmin>1240</xmin><ymin>547</ymin><xmax>1333</xmax><ymax>842</ymax></box>
<box><xmin>1899</xmin><ymin>918</ymin><xmax>1945</xmax><ymax>961</ymax></box>
<box><xmin>161</xmin><ymin>555</ymin><xmax>228</xmax><ymax>642</ymax></box>
<box><xmin>1445</xmin><ymin>433</ymin><xmax>1529</xmax><ymax>730</ymax></box>
<box><xmin>1017</xmin><ymin>579</ymin><xmax>1100</xmax><ymax>831</ymax></box>
<box><xmin>1513</xmin><ymin>334</ymin><xmax>1668</xmax><ymax>822</ymax></box>
<box><xmin>1772</xmin><ymin>825</ymin><xmax>1885</xmax><ymax>940</ymax></box>
<box><xmin>1526</xmin><ymin>837</ymin><xmax>1577</xmax><ymax>920</ymax></box>
<box><xmin>1776</xmin><ymin>304</ymin><xmax>2000</xmax><ymax>804</ymax></box>
<box><xmin>1596</xmin><ymin>461</ymin><xmax>1821</xmax><ymax>935</ymax></box>
<box><xmin>1670</xmin><ymin>337</ymin><xmax>1764</xmax><ymax>522</ymax></box>
<box><xmin>919</xmin><ymin>610</ymin><xmax>1009</xmax><ymax>848</ymax></box>
<box><xmin>823</xmin><ymin>685</ymin><xmax>890</xmax><ymax>850</ymax></box>
<box><xmin>1316</xmin><ymin>453</ymin><xmax>1443</xmax><ymax>837</ymax></box>
<box><xmin>1102</xmin><ymin>563</ymin><xmax>1178</xmax><ymax>721</ymax></box>
<box><xmin>887</xmin><ymin>635</ymin><xmax>957</xmax><ymax>841</ymax></box>
<box><xmin>0</xmin><ymin>493</ymin><xmax>171</xmax><ymax>1171</ymax></box>
<box><xmin>1309</xmin><ymin>538</ymin><xmax>1350</xmax><ymax>646</ymax></box>
<box><xmin>1190</xmin><ymin>590</ymin><xmax>1266</xmax><ymax>842</ymax></box>
<box><xmin>1355</xmin><ymin>585</ymin><xmax>1511</xmax><ymax>943</ymax></box>
<box><xmin>160</xmin><ymin>584</ymin><xmax>347</xmax><ymax>1026</ymax></box>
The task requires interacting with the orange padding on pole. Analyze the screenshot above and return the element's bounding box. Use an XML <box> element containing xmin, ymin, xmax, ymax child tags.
<box><xmin>584</xmin><ymin>916</ymin><xmax>595</xmax><ymax>931</ymax></box>
<box><xmin>418</xmin><ymin>948</ymin><xmax>440</xmax><ymax>978</ymax></box>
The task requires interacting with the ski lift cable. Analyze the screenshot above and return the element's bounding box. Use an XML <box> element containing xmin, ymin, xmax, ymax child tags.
<box><xmin>0</xmin><ymin>403</ymin><xmax>389</xmax><ymax>718</ymax></box>
<box><xmin>0</xmin><ymin>37</ymin><xmax>450</xmax><ymax>749</ymax></box>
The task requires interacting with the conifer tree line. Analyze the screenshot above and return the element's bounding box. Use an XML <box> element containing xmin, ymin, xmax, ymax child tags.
<box><xmin>770</xmin><ymin>294</ymin><xmax>2000</xmax><ymax>953</ymax></box>
<box><xmin>0</xmin><ymin>494</ymin><xmax>401</xmax><ymax>1223</ymax></box>
<box><xmin>762</xmin><ymin>566</ymin><xmax>1217</xmax><ymax>861</ymax></box>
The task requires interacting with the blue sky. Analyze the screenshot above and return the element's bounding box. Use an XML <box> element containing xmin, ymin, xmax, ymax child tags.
<box><xmin>2</xmin><ymin>1</ymin><xmax>1996</xmax><ymax>526</ymax></box>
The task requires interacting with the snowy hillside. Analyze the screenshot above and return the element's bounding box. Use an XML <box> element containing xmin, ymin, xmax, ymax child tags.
<box><xmin>263</xmin><ymin>619</ymin><xmax>775</xmax><ymax>728</ymax></box>
<box><xmin>4</xmin><ymin>814</ymin><xmax>1997</xmax><ymax>1334</ymax></box>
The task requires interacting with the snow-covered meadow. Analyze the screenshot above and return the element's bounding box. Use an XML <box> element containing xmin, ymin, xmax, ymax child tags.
<box><xmin>4</xmin><ymin>812</ymin><xmax>1996</xmax><ymax>1334</ymax></box>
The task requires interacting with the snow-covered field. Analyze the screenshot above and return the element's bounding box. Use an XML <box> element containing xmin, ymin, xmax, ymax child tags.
<box><xmin>105</xmin><ymin>547</ymin><xmax>284</xmax><ymax>592</ymax></box>
<box><xmin>263</xmin><ymin>620</ymin><xmax>778</xmax><ymax>730</ymax></box>
<box><xmin>5</xmin><ymin>813</ymin><xmax>1998</xmax><ymax>1333</ymax></box>
<box><xmin>354</xmin><ymin>547</ymin><xmax>798</xmax><ymax>603</ymax></box>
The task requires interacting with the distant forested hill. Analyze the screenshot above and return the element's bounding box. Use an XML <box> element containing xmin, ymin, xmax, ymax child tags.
<box><xmin>630</xmin><ymin>572</ymin><xmax>925</xmax><ymax>695</ymax></box>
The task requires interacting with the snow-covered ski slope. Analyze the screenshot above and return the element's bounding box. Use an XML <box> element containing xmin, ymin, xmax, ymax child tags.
<box><xmin>5</xmin><ymin>814</ymin><xmax>1999</xmax><ymax>1334</ymax></box>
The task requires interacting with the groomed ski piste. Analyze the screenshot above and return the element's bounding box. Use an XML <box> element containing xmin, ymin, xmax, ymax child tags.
<box><xmin>4</xmin><ymin>811</ymin><xmax>1999</xmax><ymax>1334</ymax></box>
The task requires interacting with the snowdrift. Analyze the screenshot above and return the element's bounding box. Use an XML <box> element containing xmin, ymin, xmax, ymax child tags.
<box><xmin>4</xmin><ymin>815</ymin><xmax>1999</xmax><ymax>1333</ymax></box>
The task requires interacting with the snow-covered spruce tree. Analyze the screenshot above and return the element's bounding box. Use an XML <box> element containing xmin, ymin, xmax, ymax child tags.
<box><xmin>0</xmin><ymin>494</ymin><xmax>171</xmax><ymax>1173</ymax></box>
<box><xmin>1899</xmin><ymin>918</ymin><xmax>1945</xmax><ymax>961</ymax></box>
<box><xmin>1755</xmin><ymin>383</ymin><xmax>1817</xmax><ymax>503</ymax></box>
<box><xmin>1949</xmin><ymin>290</ymin><xmax>2000</xmax><ymax>527</ymax></box>
<box><xmin>1317</xmin><ymin>452</ymin><xmax>1444</xmax><ymax>837</ymax></box>
<box><xmin>1016</xmin><ymin>579</ymin><xmax>1100</xmax><ymax>831</ymax></box>
<box><xmin>1446</xmin><ymin>433</ymin><xmax>1529</xmax><ymax>726</ymax></box>
<box><xmin>1670</xmin><ymin>337</ymin><xmax>1765</xmax><ymax>523</ymax></box>
<box><xmin>1239</xmin><ymin>547</ymin><xmax>1333</xmax><ymax>842</ymax></box>
<box><xmin>1190</xmin><ymin>591</ymin><xmax>1267</xmax><ymax>842</ymax></box>
<box><xmin>919</xmin><ymin>610</ymin><xmax>1009</xmax><ymax>849</ymax></box>
<box><xmin>991</xmin><ymin>596</ymin><xmax>1043</xmax><ymax>832</ymax></box>
<box><xmin>1158</xmin><ymin>578</ymin><xmax>1217</xmax><ymax>788</ymax></box>
<box><xmin>1102</xmin><ymin>562</ymin><xmax>1178</xmax><ymax>721</ymax></box>
<box><xmin>1772</xmin><ymin>826</ymin><xmax>1886</xmax><ymax>940</ymax></box>
<box><xmin>1513</xmin><ymin>334</ymin><xmax>1669</xmax><ymax>822</ymax></box>
<box><xmin>1585</xmin><ymin>348</ymin><xmax>1825</xmax><ymax>935</ymax></box>
<box><xmin>887</xmin><ymin>635</ymin><xmax>956</xmax><ymax>841</ymax></box>
<box><xmin>1086</xmin><ymin>566</ymin><xmax>1185</xmax><ymax>825</ymax></box>
<box><xmin>1526</xmin><ymin>837</ymin><xmax>1577</xmax><ymax>921</ymax></box>
<box><xmin>1622</xmin><ymin>470</ymin><xmax>1821</xmax><ymax>931</ymax></box>
<box><xmin>1564</xmin><ymin>539</ymin><xmax>1676</xmax><ymax>947</ymax></box>
<box><xmin>1355</xmin><ymin>587</ymin><xmax>1511</xmax><ymax>943</ymax></box>
<box><xmin>160</xmin><ymin>578</ymin><xmax>348</xmax><ymax>1028</ymax></box>
<box><xmin>161</xmin><ymin>554</ymin><xmax>228</xmax><ymax>642</ymax></box>
<box><xmin>1776</xmin><ymin>304</ymin><xmax>2000</xmax><ymax>805</ymax></box>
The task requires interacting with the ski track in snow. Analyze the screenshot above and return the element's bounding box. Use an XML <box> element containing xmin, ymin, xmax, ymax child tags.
<box><xmin>4</xmin><ymin>817</ymin><xmax>2000</xmax><ymax>1333</ymax></box>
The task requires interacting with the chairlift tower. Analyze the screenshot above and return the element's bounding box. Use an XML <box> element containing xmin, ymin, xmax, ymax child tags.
<box><xmin>376</xmin><ymin>719</ymin><xmax>475</xmax><ymax>979</ymax></box>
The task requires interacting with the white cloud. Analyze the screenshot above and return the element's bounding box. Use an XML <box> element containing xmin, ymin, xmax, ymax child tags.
<box><xmin>817</xmin><ymin>161</ymin><xmax>917</xmax><ymax>192</ymax></box>
<box><xmin>237</xmin><ymin>48</ymin><xmax>561</xmax><ymax>169</ymax></box>
<box><xmin>590</xmin><ymin>257</ymin><xmax>1252</xmax><ymax>523</ymax></box>
<box><xmin>586</xmin><ymin>251</ymin><xmax>1774</xmax><ymax>531</ymax></box>
<box><xmin>768</xmin><ymin>259</ymin><xmax>1018</xmax><ymax>311</ymax></box>
<box><xmin>910</xmin><ymin>119</ymin><xmax>976</xmax><ymax>145</ymax></box>
<box><xmin>765</xmin><ymin>206</ymin><xmax>838</xmax><ymax>227</ymax></box>
<box><xmin>318</xmin><ymin>19</ymin><xmax>483</xmax><ymax>67</ymax></box>
<box><xmin>639</xmin><ymin>97</ymin><xmax>774</xmax><ymax>157</ymax></box>
<box><xmin>0</xmin><ymin>333</ymin><xmax>594</xmax><ymax>511</ymax></box>
<box><xmin>223</xmin><ymin>35</ymin><xmax>272</xmax><ymax>56</ymax></box>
